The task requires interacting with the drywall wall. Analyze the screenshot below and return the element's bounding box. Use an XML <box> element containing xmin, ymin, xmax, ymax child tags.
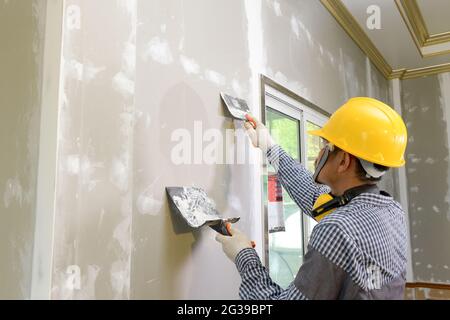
<box><xmin>0</xmin><ymin>0</ymin><xmax>46</xmax><ymax>299</ymax></box>
<box><xmin>402</xmin><ymin>72</ymin><xmax>450</xmax><ymax>284</ymax></box>
<box><xmin>48</xmin><ymin>0</ymin><xmax>396</xmax><ymax>299</ymax></box>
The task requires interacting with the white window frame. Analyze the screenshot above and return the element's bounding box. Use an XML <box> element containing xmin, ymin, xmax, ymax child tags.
<box><xmin>261</xmin><ymin>76</ymin><xmax>329</xmax><ymax>270</ymax></box>
<box><xmin>301</xmin><ymin>112</ymin><xmax>328</xmax><ymax>250</ymax></box>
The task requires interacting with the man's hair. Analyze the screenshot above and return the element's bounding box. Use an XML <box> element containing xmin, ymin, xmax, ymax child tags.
<box><xmin>330</xmin><ymin>146</ymin><xmax>388</xmax><ymax>182</ymax></box>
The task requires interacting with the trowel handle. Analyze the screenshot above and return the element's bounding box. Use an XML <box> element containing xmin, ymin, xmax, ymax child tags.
<box><xmin>245</xmin><ymin>114</ymin><xmax>257</xmax><ymax>129</ymax></box>
<box><xmin>225</xmin><ymin>223</ymin><xmax>256</xmax><ymax>249</ymax></box>
<box><xmin>225</xmin><ymin>222</ymin><xmax>232</xmax><ymax>235</ymax></box>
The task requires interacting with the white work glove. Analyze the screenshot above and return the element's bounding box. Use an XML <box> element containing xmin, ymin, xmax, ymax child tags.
<box><xmin>244</xmin><ymin>116</ymin><xmax>276</xmax><ymax>154</ymax></box>
<box><xmin>215</xmin><ymin>225</ymin><xmax>253</xmax><ymax>263</ymax></box>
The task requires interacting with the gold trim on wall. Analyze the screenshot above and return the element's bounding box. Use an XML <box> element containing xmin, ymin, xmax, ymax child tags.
<box><xmin>320</xmin><ymin>0</ymin><xmax>450</xmax><ymax>80</ymax></box>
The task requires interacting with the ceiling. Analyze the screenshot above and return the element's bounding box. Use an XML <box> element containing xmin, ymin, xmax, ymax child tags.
<box><xmin>321</xmin><ymin>0</ymin><xmax>450</xmax><ymax>80</ymax></box>
<box><xmin>417</xmin><ymin>0</ymin><xmax>450</xmax><ymax>35</ymax></box>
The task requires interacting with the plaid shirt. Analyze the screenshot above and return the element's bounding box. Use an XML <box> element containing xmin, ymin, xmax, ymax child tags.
<box><xmin>235</xmin><ymin>145</ymin><xmax>408</xmax><ymax>300</ymax></box>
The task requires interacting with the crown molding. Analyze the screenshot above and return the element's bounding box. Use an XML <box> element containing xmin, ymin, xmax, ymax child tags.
<box><xmin>320</xmin><ymin>0</ymin><xmax>392</xmax><ymax>78</ymax></box>
<box><xmin>396</xmin><ymin>0</ymin><xmax>450</xmax><ymax>57</ymax></box>
<box><xmin>401</xmin><ymin>62</ymin><xmax>450</xmax><ymax>80</ymax></box>
<box><xmin>389</xmin><ymin>69</ymin><xmax>406</xmax><ymax>80</ymax></box>
<box><xmin>320</xmin><ymin>0</ymin><xmax>450</xmax><ymax>80</ymax></box>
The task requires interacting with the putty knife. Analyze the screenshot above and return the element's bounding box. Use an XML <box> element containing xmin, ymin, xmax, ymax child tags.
<box><xmin>221</xmin><ymin>93</ymin><xmax>257</xmax><ymax>129</ymax></box>
<box><xmin>166</xmin><ymin>187</ymin><xmax>256</xmax><ymax>247</ymax></box>
<box><xmin>166</xmin><ymin>186</ymin><xmax>240</xmax><ymax>236</ymax></box>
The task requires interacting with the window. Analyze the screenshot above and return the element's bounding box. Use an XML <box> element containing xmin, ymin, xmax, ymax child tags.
<box><xmin>265</xmin><ymin>108</ymin><xmax>302</xmax><ymax>287</ymax></box>
<box><xmin>261</xmin><ymin>76</ymin><xmax>328</xmax><ymax>288</ymax></box>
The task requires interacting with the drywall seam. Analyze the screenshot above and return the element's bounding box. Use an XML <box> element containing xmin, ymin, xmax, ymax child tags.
<box><xmin>31</xmin><ymin>0</ymin><xmax>65</xmax><ymax>299</ymax></box>
<box><xmin>244</xmin><ymin>0</ymin><xmax>265</xmax><ymax>264</ymax></box>
<box><xmin>116</xmin><ymin>0</ymin><xmax>137</xmax><ymax>300</ymax></box>
<box><xmin>366</xmin><ymin>57</ymin><xmax>373</xmax><ymax>97</ymax></box>
<box><xmin>391</xmin><ymin>78</ymin><xmax>414</xmax><ymax>282</ymax></box>
<box><xmin>438</xmin><ymin>72</ymin><xmax>450</xmax><ymax>223</ymax></box>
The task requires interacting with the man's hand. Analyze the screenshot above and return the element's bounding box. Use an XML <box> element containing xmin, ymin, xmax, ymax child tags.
<box><xmin>244</xmin><ymin>116</ymin><xmax>275</xmax><ymax>154</ymax></box>
<box><xmin>216</xmin><ymin>225</ymin><xmax>253</xmax><ymax>263</ymax></box>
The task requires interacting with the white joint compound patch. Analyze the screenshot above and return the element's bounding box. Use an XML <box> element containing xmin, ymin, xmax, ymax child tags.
<box><xmin>137</xmin><ymin>193</ymin><xmax>163</xmax><ymax>216</ymax></box>
<box><xmin>113</xmin><ymin>216</ymin><xmax>132</xmax><ymax>252</ymax></box>
<box><xmin>273</xmin><ymin>0</ymin><xmax>282</xmax><ymax>16</ymax></box>
<box><xmin>117</xmin><ymin>0</ymin><xmax>137</xmax><ymax>19</ymax></box>
<box><xmin>144</xmin><ymin>37</ymin><xmax>173</xmax><ymax>65</ymax></box>
<box><xmin>3</xmin><ymin>177</ymin><xmax>23</xmax><ymax>208</ymax></box>
<box><xmin>204</xmin><ymin>69</ymin><xmax>226</xmax><ymax>86</ymax></box>
<box><xmin>84</xmin><ymin>265</ymin><xmax>101</xmax><ymax>298</ymax></box>
<box><xmin>66</xmin><ymin>59</ymin><xmax>105</xmax><ymax>82</ymax></box>
<box><xmin>123</xmin><ymin>41</ymin><xmax>136</xmax><ymax>74</ymax></box>
<box><xmin>110</xmin><ymin>156</ymin><xmax>130</xmax><ymax>193</ymax></box>
<box><xmin>66</xmin><ymin>155</ymin><xmax>80</xmax><ymax>175</ymax></box>
<box><xmin>290</xmin><ymin>16</ymin><xmax>300</xmax><ymax>39</ymax></box>
<box><xmin>113</xmin><ymin>72</ymin><xmax>135</xmax><ymax>98</ymax></box>
<box><xmin>179</xmin><ymin>55</ymin><xmax>200</xmax><ymax>75</ymax></box>
<box><xmin>110</xmin><ymin>260</ymin><xmax>130</xmax><ymax>299</ymax></box>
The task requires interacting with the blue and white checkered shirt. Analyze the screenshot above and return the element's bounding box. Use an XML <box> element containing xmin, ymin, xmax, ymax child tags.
<box><xmin>235</xmin><ymin>145</ymin><xmax>408</xmax><ymax>300</ymax></box>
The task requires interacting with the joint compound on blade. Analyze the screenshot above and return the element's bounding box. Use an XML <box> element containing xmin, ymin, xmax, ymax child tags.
<box><xmin>171</xmin><ymin>187</ymin><xmax>221</xmax><ymax>228</ymax></box>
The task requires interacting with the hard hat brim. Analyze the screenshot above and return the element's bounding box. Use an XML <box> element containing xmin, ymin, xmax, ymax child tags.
<box><xmin>308</xmin><ymin>129</ymin><xmax>324</xmax><ymax>137</ymax></box>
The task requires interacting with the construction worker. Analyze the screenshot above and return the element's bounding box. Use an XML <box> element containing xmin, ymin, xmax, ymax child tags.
<box><xmin>216</xmin><ymin>97</ymin><xmax>408</xmax><ymax>299</ymax></box>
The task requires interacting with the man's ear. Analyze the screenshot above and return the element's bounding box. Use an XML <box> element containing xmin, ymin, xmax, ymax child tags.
<box><xmin>337</xmin><ymin>152</ymin><xmax>352</xmax><ymax>173</ymax></box>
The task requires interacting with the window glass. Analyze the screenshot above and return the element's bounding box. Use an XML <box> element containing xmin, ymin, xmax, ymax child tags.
<box><xmin>265</xmin><ymin>107</ymin><xmax>302</xmax><ymax>288</ymax></box>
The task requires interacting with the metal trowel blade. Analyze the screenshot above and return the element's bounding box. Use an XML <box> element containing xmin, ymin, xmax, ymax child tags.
<box><xmin>165</xmin><ymin>187</ymin><xmax>240</xmax><ymax>235</ymax></box>
<box><xmin>221</xmin><ymin>92</ymin><xmax>251</xmax><ymax>121</ymax></box>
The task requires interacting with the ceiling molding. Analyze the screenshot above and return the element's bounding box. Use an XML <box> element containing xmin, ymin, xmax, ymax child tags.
<box><xmin>320</xmin><ymin>0</ymin><xmax>450</xmax><ymax>80</ymax></box>
<box><xmin>394</xmin><ymin>0</ymin><xmax>426</xmax><ymax>57</ymax></box>
<box><xmin>398</xmin><ymin>0</ymin><xmax>428</xmax><ymax>45</ymax></box>
<box><xmin>396</xmin><ymin>0</ymin><xmax>450</xmax><ymax>57</ymax></box>
<box><xmin>427</xmin><ymin>32</ymin><xmax>450</xmax><ymax>47</ymax></box>
<box><xmin>389</xmin><ymin>69</ymin><xmax>406</xmax><ymax>80</ymax></box>
<box><xmin>401</xmin><ymin>62</ymin><xmax>450</xmax><ymax>80</ymax></box>
<box><xmin>319</xmin><ymin>0</ymin><xmax>391</xmax><ymax>78</ymax></box>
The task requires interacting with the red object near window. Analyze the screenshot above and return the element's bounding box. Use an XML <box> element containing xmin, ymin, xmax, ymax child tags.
<box><xmin>268</xmin><ymin>173</ymin><xmax>283</xmax><ymax>202</ymax></box>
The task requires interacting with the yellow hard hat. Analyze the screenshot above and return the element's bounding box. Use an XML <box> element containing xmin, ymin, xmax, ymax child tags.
<box><xmin>308</xmin><ymin>97</ymin><xmax>407</xmax><ymax>168</ymax></box>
